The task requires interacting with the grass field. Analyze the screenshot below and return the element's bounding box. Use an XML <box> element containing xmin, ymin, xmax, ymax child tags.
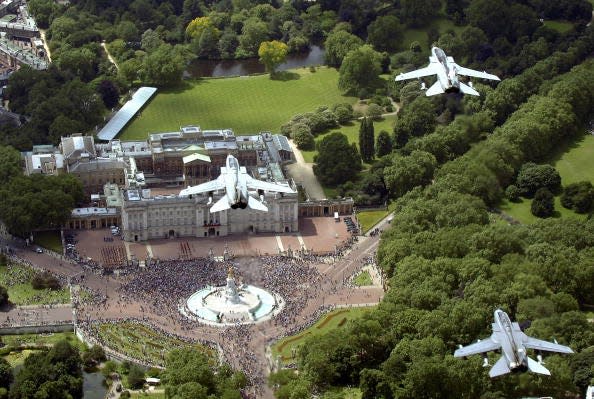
<box><xmin>543</xmin><ymin>20</ymin><xmax>575</xmax><ymax>33</ymax></box>
<box><xmin>0</xmin><ymin>264</ymin><xmax>70</xmax><ymax>305</ymax></box>
<box><xmin>300</xmin><ymin>115</ymin><xmax>397</xmax><ymax>163</ymax></box>
<box><xmin>353</xmin><ymin>270</ymin><xmax>372</xmax><ymax>286</ymax></box>
<box><xmin>499</xmin><ymin>133</ymin><xmax>594</xmax><ymax>224</ymax></box>
<box><xmin>272</xmin><ymin>307</ymin><xmax>374</xmax><ymax>362</ymax></box>
<box><xmin>93</xmin><ymin>322</ymin><xmax>215</xmax><ymax>366</ymax></box>
<box><xmin>1</xmin><ymin>332</ymin><xmax>83</xmax><ymax>349</ymax></box>
<box><xmin>34</xmin><ymin>231</ymin><xmax>62</xmax><ymax>253</ymax></box>
<box><xmin>357</xmin><ymin>209</ymin><xmax>389</xmax><ymax>233</ymax></box>
<box><xmin>500</xmin><ymin>197</ymin><xmax>585</xmax><ymax>224</ymax></box>
<box><xmin>120</xmin><ymin>67</ymin><xmax>357</xmax><ymax>139</ymax></box>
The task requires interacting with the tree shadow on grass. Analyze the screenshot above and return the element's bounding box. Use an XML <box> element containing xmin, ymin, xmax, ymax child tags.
<box><xmin>270</xmin><ymin>71</ymin><xmax>300</xmax><ymax>81</ymax></box>
<box><xmin>161</xmin><ymin>81</ymin><xmax>195</xmax><ymax>94</ymax></box>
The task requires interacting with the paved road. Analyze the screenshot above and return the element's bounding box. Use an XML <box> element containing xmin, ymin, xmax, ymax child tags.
<box><xmin>10</xmin><ymin>214</ymin><xmax>394</xmax><ymax>398</ymax></box>
<box><xmin>285</xmin><ymin>139</ymin><xmax>326</xmax><ymax>200</ymax></box>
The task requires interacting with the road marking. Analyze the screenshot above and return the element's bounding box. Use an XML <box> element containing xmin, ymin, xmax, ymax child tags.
<box><xmin>275</xmin><ymin>235</ymin><xmax>284</xmax><ymax>252</ymax></box>
<box><xmin>145</xmin><ymin>242</ymin><xmax>153</xmax><ymax>258</ymax></box>
<box><xmin>123</xmin><ymin>241</ymin><xmax>132</xmax><ymax>260</ymax></box>
<box><xmin>296</xmin><ymin>233</ymin><xmax>306</xmax><ymax>250</ymax></box>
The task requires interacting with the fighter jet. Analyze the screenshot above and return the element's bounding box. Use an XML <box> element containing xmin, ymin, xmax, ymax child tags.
<box><xmin>395</xmin><ymin>46</ymin><xmax>500</xmax><ymax>96</ymax></box>
<box><xmin>454</xmin><ymin>309</ymin><xmax>573</xmax><ymax>378</ymax></box>
<box><xmin>179</xmin><ymin>154</ymin><xmax>294</xmax><ymax>213</ymax></box>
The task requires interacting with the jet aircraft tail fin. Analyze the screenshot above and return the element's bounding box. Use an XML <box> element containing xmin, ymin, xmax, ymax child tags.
<box><xmin>210</xmin><ymin>196</ymin><xmax>231</xmax><ymax>213</ymax></box>
<box><xmin>425</xmin><ymin>81</ymin><xmax>445</xmax><ymax>96</ymax></box>
<box><xmin>459</xmin><ymin>82</ymin><xmax>480</xmax><ymax>96</ymax></box>
<box><xmin>489</xmin><ymin>356</ymin><xmax>511</xmax><ymax>378</ymax></box>
<box><xmin>527</xmin><ymin>357</ymin><xmax>551</xmax><ymax>376</ymax></box>
<box><xmin>247</xmin><ymin>195</ymin><xmax>268</xmax><ymax>212</ymax></box>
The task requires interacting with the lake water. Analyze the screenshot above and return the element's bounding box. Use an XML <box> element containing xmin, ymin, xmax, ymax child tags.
<box><xmin>186</xmin><ymin>45</ymin><xmax>325</xmax><ymax>78</ymax></box>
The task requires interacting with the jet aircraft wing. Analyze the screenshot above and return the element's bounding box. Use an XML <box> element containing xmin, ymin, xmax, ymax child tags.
<box><xmin>244</xmin><ymin>174</ymin><xmax>295</xmax><ymax>194</ymax></box>
<box><xmin>454</xmin><ymin>65</ymin><xmax>500</xmax><ymax>81</ymax></box>
<box><xmin>522</xmin><ymin>336</ymin><xmax>574</xmax><ymax>354</ymax></box>
<box><xmin>454</xmin><ymin>337</ymin><xmax>501</xmax><ymax>357</ymax></box>
<box><xmin>179</xmin><ymin>175</ymin><xmax>225</xmax><ymax>196</ymax></box>
<box><xmin>395</xmin><ymin>63</ymin><xmax>439</xmax><ymax>81</ymax></box>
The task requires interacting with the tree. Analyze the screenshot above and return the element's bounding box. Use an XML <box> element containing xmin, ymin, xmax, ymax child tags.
<box><xmin>97</xmin><ymin>80</ymin><xmax>120</xmax><ymax>109</ymax></box>
<box><xmin>0</xmin><ymin>358</ymin><xmax>11</xmax><ymax>389</ymax></box>
<box><xmin>0</xmin><ymin>286</ymin><xmax>7</xmax><ymax>307</ymax></box>
<box><xmin>516</xmin><ymin>163</ymin><xmax>562</xmax><ymax>198</ymax></box>
<box><xmin>127</xmin><ymin>364</ymin><xmax>145</xmax><ymax>389</ymax></box>
<box><xmin>140</xmin><ymin>44</ymin><xmax>188</xmax><ymax>87</ymax></box>
<box><xmin>393</xmin><ymin>96</ymin><xmax>437</xmax><ymax>141</ymax></box>
<box><xmin>258</xmin><ymin>40</ymin><xmax>288</xmax><ymax>75</ymax></box>
<box><xmin>366</xmin><ymin>103</ymin><xmax>383</xmax><ymax>120</ymax></box>
<box><xmin>332</xmin><ymin>103</ymin><xmax>353</xmax><ymax>124</ymax></box>
<box><xmin>185</xmin><ymin>16</ymin><xmax>217</xmax><ymax>40</ymax></box>
<box><xmin>324</xmin><ymin>30</ymin><xmax>363</xmax><ymax>67</ymax></box>
<box><xmin>237</xmin><ymin>18</ymin><xmax>269</xmax><ymax>57</ymax></box>
<box><xmin>140</xmin><ymin>29</ymin><xmax>163</xmax><ymax>53</ymax></box>
<box><xmin>291</xmin><ymin>124</ymin><xmax>315</xmax><ymax>150</ymax></box>
<box><xmin>561</xmin><ymin>181</ymin><xmax>594</xmax><ymax>213</ymax></box>
<box><xmin>384</xmin><ymin>151</ymin><xmax>437</xmax><ymax>197</ymax></box>
<box><xmin>338</xmin><ymin>45</ymin><xmax>382</xmax><ymax>94</ymax></box>
<box><xmin>313</xmin><ymin>132</ymin><xmax>362</xmax><ymax>186</ymax></box>
<box><xmin>400</xmin><ymin>0</ymin><xmax>441</xmax><ymax>27</ymax></box>
<box><xmin>367</xmin><ymin>15</ymin><xmax>403</xmax><ymax>52</ymax></box>
<box><xmin>358</xmin><ymin>117</ymin><xmax>375</xmax><ymax>163</ymax></box>
<box><xmin>531</xmin><ymin>188</ymin><xmax>555</xmax><ymax>218</ymax></box>
<box><xmin>376</xmin><ymin>130</ymin><xmax>392</xmax><ymax>157</ymax></box>
<box><xmin>0</xmin><ymin>145</ymin><xmax>21</xmax><ymax>185</ymax></box>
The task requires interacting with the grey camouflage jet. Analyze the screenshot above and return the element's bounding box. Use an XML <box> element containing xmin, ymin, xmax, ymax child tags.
<box><xmin>179</xmin><ymin>154</ymin><xmax>294</xmax><ymax>213</ymax></box>
<box><xmin>395</xmin><ymin>46</ymin><xmax>500</xmax><ymax>96</ymax></box>
<box><xmin>454</xmin><ymin>309</ymin><xmax>573</xmax><ymax>377</ymax></box>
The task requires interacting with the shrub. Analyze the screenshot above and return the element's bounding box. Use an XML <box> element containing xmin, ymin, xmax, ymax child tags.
<box><xmin>561</xmin><ymin>181</ymin><xmax>594</xmax><ymax>213</ymax></box>
<box><xmin>531</xmin><ymin>188</ymin><xmax>555</xmax><ymax>218</ymax></box>
<box><xmin>366</xmin><ymin>103</ymin><xmax>383</xmax><ymax>120</ymax></box>
<box><xmin>293</xmin><ymin>129</ymin><xmax>315</xmax><ymax>150</ymax></box>
<box><xmin>505</xmin><ymin>185</ymin><xmax>521</xmax><ymax>202</ymax></box>
<box><xmin>333</xmin><ymin>106</ymin><xmax>353</xmax><ymax>124</ymax></box>
<box><xmin>31</xmin><ymin>272</ymin><xmax>61</xmax><ymax>291</ymax></box>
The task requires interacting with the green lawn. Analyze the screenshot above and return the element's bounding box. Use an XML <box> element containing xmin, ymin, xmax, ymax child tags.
<box><xmin>4</xmin><ymin>349</ymin><xmax>37</xmax><ymax>367</ymax></box>
<box><xmin>499</xmin><ymin>133</ymin><xmax>594</xmax><ymax>224</ymax></box>
<box><xmin>92</xmin><ymin>322</ymin><xmax>215</xmax><ymax>366</ymax></box>
<box><xmin>551</xmin><ymin>133</ymin><xmax>594</xmax><ymax>185</ymax></box>
<box><xmin>321</xmin><ymin>387</ymin><xmax>362</xmax><ymax>399</ymax></box>
<box><xmin>301</xmin><ymin>115</ymin><xmax>397</xmax><ymax>163</ymax></box>
<box><xmin>0</xmin><ymin>264</ymin><xmax>70</xmax><ymax>305</ymax></box>
<box><xmin>120</xmin><ymin>67</ymin><xmax>357</xmax><ymax>139</ymax></box>
<box><xmin>271</xmin><ymin>307</ymin><xmax>374</xmax><ymax>363</ymax></box>
<box><xmin>356</xmin><ymin>202</ymin><xmax>396</xmax><ymax>233</ymax></box>
<box><xmin>353</xmin><ymin>270</ymin><xmax>372</xmax><ymax>286</ymax></box>
<box><xmin>1</xmin><ymin>332</ymin><xmax>83</xmax><ymax>349</ymax></box>
<box><xmin>543</xmin><ymin>20</ymin><xmax>575</xmax><ymax>33</ymax></box>
<box><xmin>500</xmin><ymin>196</ymin><xmax>586</xmax><ymax>224</ymax></box>
<box><xmin>34</xmin><ymin>231</ymin><xmax>62</xmax><ymax>253</ymax></box>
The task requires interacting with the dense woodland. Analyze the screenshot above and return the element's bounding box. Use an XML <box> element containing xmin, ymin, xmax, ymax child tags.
<box><xmin>269</xmin><ymin>5</ymin><xmax>594</xmax><ymax>399</ymax></box>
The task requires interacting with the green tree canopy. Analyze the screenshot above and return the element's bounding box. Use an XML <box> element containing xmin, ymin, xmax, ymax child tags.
<box><xmin>338</xmin><ymin>45</ymin><xmax>382</xmax><ymax>95</ymax></box>
<box><xmin>258</xmin><ymin>40</ymin><xmax>288</xmax><ymax>74</ymax></box>
<box><xmin>313</xmin><ymin>132</ymin><xmax>362</xmax><ymax>186</ymax></box>
<box><xmin>323</xmin><ymin>30</ymin><xmax>363</xmax><ymax>67</ymax></box>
